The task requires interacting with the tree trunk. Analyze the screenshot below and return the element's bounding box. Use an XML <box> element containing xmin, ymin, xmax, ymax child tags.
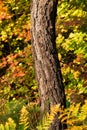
<box><xmin>30</xmin><ymin>0</ymin><xmax>66</xmax><ymax>129</ymax></box>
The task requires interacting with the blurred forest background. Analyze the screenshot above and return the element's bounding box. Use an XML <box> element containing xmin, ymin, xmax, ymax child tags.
<box><xmin>0</xmin><ymin>0</ymin><xmax>87</xmax><ymax>129</ymax></box>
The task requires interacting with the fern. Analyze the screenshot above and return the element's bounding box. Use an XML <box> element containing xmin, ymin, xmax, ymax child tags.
<box><xmin>0</xmin><ymin>118</ymin><xmax>16</xmax><ymax>130</ymax></box>
<box><xmin>36</xmin><ymin>104</ymin><xmax>61</xmax><ymax>130</ymax></box>
<box><xmin>59</xmin><ymin>100</ymin><xmax>87</xmax><ymax>129</ymax></box>
<box><xmin>37</xmin><ymin>101</ymin><xmax>87</xmax><ymax>130</ymax></box>
<box><xmin>78</xmin><ymin>100</ymin><xmax>87</xmax><ymax>122</ymax></box>
<box><xmin>68</xmin><ymin>125</ymin><xmax>87</xmax><ymax>130</ymax></box>
<box><xmin>0</xmin><ymin>102</ymin><xmax>87</xmax><ymax>130</ymax></box>
<box><xmin>0</xmin><ymin>124</ymin><xmax>4</xmax><ymax>130</ymax></box>
<box><xmin>19</xmin><ymin>106</ymin><xmax>29</xmax><ymax>130</ymax></box>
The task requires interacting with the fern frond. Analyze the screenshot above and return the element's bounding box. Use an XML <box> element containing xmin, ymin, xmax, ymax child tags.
<box><xmin>78</xmin><ymin>100</ymin><xmax>87</xmax><ymax>121</ymax></box>
<box><xmin>0</xmin><ymin>118</ymin><xmax>16</xmax><ymax>130</ymax></box>
<box><xmin>36</xmin><ymin>104</ymin><xmax>60</xmax><ymax>130</ymax></box>
<box><xmin>0</xmin><ymin>124</ymin><xmax>4</xmax><ymax>130</ymax></box>
<box><xmin>68</xmin><ymin>125</ymin><xmax>87</xmax><ymax>130</ymax></box>
<box><xmin>19</xmin><ymin>106</ymin><xmax>29</xmax><ymax>130</ymax></box>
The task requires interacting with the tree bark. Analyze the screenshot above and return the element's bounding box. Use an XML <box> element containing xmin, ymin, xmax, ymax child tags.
<box><xmin>30</xmin><ymin>0</ymin><xmax>66</xmax><ymax>129</ymax></box>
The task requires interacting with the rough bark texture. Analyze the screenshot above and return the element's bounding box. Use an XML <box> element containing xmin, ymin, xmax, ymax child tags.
<box><xmin>30</xmin><ymin>0</ymin><xmax>66</xmax><ymax>129</ymax></box>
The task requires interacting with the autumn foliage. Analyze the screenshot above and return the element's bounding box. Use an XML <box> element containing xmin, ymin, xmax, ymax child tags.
<box><xmin>0</xmin><ymin>0</ymin><xmax>87</xmax><ymax>129</ymax></box>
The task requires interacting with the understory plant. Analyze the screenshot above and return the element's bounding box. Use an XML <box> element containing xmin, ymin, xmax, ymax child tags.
<box><xmin>0</xmin><ymin>101</ymin><xmax>87</xmax><ymax>130</ymax></box>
